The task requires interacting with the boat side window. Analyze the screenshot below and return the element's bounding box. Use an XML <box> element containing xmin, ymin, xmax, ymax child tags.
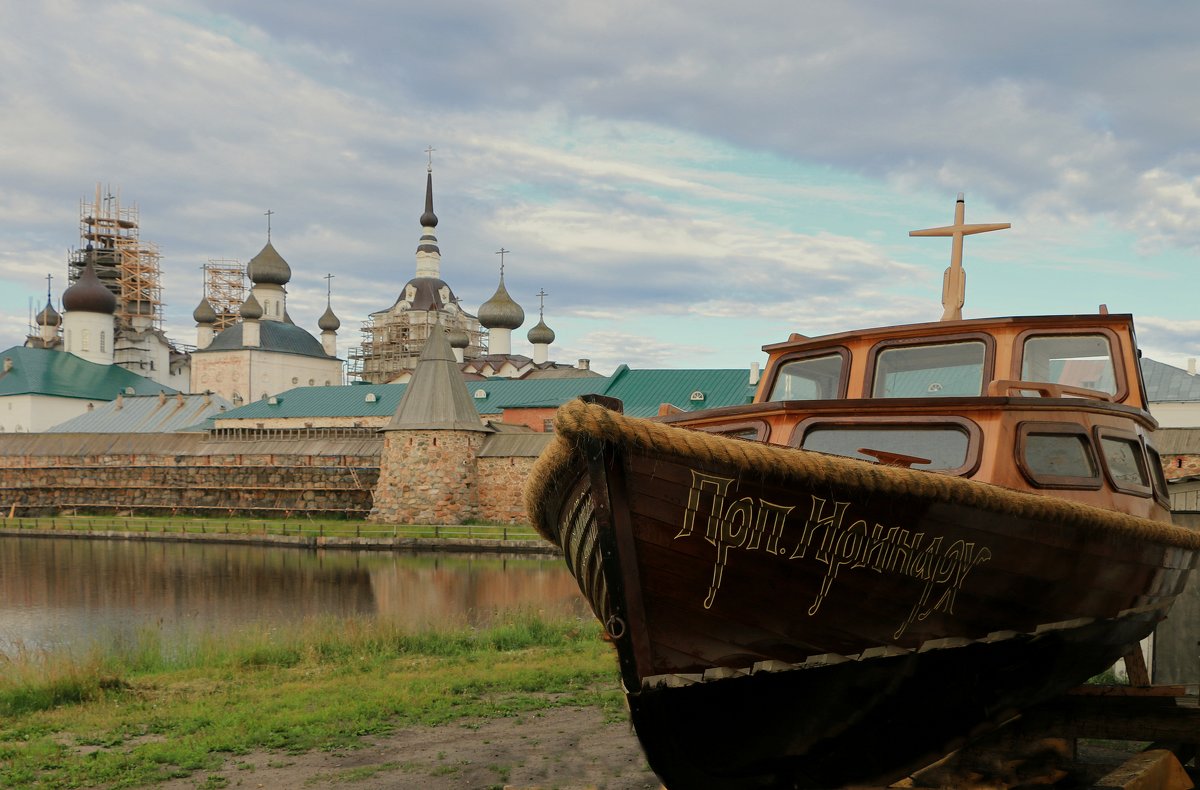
<box><xmin>1020</xmin><ymin>334</ymin><xmax>1119</xmax><ymax>396</ymax></box>
<box><xmin>1145</xmin><ymin>445</ymin><xmax>1170</xmax><ymax>505</ymax></box>
<box><xmin>1017</xmin><ymin>423</ymin><xmax>1101</xmax><ymax>489</ymax></box>
<box><xmin>871</xmin><ymin>340</ymin><xmax>987</xmax><ymax>398</ymax></box>
<box><xmin>768</xmin><ymin>351</ymin><xmax>846</xmax><ymax>401</ymax></box>
<box><xmin>794</xmin><ymin>417</ymin><xmax>979</xmax><ymax>475</ymax></box>
<box><xmin>1096</xmin><ymin>428</ymin><xmax>1152</xmax><ymax>497</ymax></box>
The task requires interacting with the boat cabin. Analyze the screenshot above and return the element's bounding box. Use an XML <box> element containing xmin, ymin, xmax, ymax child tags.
<box><xmin>661</xmin><ymin>312</ymin><xmax>1170</xmax><ymax>520</ymax></box>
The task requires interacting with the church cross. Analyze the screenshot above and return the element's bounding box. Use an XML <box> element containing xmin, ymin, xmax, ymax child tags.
<box><xmin>45</xmin><ymin>273</ymin><xmax>53</xmax><ymax>301</ymax></box>
<box><xmin>910</xmin><ymin>193</ymin><xmax>1010</xmax><ymax>321</ymax></box>
<box><xmin>324</xmin><ymin>273</ymin><xmax>335</xmax><ymax>303</ymax></box>
<box><xmin>495</xmin><ymin>247</ymin><xmax>510</xmax><ymax>277</ymax></box>
<box><xmin>264</xmin><ymin>209</ymin><xmax>274</xmax><ymax>241</ymax></box>
<box><xmin>425</xmin><ymin>145</ymin><xmax>436</xmax><ymax>171</ymax></box>
<box><xmin>536</xmin><ymin>288</ymin><xmax>548</xmax><ymax>318</ymax></box>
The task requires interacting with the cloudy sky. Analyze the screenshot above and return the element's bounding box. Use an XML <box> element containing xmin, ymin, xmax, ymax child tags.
<box><xmin>3</xmin><ymin>1</ymin><xmax>1200</xmax><ymax>375</ymax></box>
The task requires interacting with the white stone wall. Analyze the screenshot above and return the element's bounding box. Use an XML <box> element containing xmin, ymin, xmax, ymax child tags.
<box><xmin>62</xmin><ymin>312</ymin><xmax>115</xmax><ymax>366</ymax></box>
<box><xmin>0</xmin><ymin>394</ymin><xmax>99</xmax><ymax>433</ymax></box>
<box><xmin>191</xmin><ymin>349</ymin><xmax>344</xmax><ymax>403</ymax></box>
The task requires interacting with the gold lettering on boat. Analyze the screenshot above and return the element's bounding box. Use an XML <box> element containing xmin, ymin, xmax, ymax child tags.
<box><xmin>678</xmin><ymin>471</ymin><xmax>992</xmax><ymax>635</ymax></box>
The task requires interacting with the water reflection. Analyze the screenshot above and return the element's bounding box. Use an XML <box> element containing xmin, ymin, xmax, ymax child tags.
<box><xmin>0</xmin><ymin>537</ymin><xmax>586</xmax><ymax>655</ymax></box>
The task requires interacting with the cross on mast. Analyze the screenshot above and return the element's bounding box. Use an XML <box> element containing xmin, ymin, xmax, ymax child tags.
<box><xmin>910</xmin><ymin>193</ymin><xmax>1009</xmax><ymax>321</ymax></box>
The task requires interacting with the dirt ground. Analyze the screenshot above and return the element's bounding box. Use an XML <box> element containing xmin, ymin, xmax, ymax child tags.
<box><xmin>157</xmin><ymin>705</ymin><xmax>662</xmax><ymax>790</ymax></box>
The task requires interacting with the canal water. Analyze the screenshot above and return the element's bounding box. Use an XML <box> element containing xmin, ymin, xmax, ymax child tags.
<box><xmin>0</xmin><ymin>536</ymin><xmax>588</xmax><ymax>656</ymax></box>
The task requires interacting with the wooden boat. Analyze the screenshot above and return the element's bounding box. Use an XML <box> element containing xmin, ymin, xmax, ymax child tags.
<box><xmin>525</xmin><ymin>196</ymin><xmax>1200</xmax><ymax>789</ymax></box>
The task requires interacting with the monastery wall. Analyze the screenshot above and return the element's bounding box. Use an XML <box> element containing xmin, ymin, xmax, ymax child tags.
<box><xmin>477</xmin><ymin>456</ymin><xmax>539</xmax><ymax>524</ymax></box>
<box><xmin>0</xmin><ymin>434</ymin><xmax>380</xmax><ymax>517</ymax></box>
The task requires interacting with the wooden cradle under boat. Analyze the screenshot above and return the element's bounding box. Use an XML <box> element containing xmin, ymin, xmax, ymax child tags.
<box><xmin>525</xmin><ymin>310</ymin><xmax>1200</xmax><ymax>789</ymax></box>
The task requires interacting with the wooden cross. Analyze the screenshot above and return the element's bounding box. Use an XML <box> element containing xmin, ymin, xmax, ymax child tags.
<box><xmin>910</xmin><ymin>193</ymin><xmax>1010</xmax><ymax>321</ymax></box>
<box><xmin>495</xmin><ymin>248</ymin><xmax>510</xmax><ymax>277</ymax></box>
<box><xmin>264</xmin><ymin>209</ymin><xmax>274</xmax><ymax>241</ymax></box>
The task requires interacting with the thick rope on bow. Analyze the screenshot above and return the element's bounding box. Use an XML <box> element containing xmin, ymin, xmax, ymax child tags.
<box><xmin>526</xmin><ymin>398</ymin><xmax>1200</xmax><ymax>552</ymax></box>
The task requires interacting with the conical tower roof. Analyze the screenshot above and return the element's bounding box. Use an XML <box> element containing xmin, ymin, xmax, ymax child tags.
<box><xmin>384</xmin><ymin>323</ymin><xmax>491</xmax><ymax>432</ymax></box>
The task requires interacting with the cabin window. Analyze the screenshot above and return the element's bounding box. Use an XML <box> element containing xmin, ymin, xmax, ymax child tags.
<box><xmin>871</xmin><ymin>340</ymin><xmax>986</xmax><ymax>398</ymax></box>
<box><xmin>768</xmin><ymin>351</ymin><xmax>845</xmax><ymax>401</ymax></box>
<box><xmin>799</xmin><ymin>424</ymin><xmax>970</xmax><ymax>471</ymax></box>
<box><xmin>1017</xmin><ymin>423</ymin><xmax>1101</xmax><ymax>489</ymax></box>
<box><xmin>696</xmin><ymin>420</ymin><xmax>769</xmax><ymax>442</ymax></box>
<box><xmin>1096</xmin><ymin>429</ymin><xmax>1152</xmax><ymax>497</ymax></box>
<box><xmin>1021</xmin><ymin>334</ymin><xmax>1117</xmax><ymax>395</ymax></box>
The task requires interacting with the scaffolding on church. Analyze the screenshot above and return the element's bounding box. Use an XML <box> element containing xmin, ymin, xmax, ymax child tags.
<box><xmin>203</xmin><ymin>259</ymin><xmax>246</xmax><ymax>331</ymax></box>
<box><xmin>69</xmin><ymin>184</ymin><xmax>164</xmax><ymax>332</ymax></box>
<box><xmin>348</xmin><ymin>311</ymin><xmax>487</xmax><ymax>384</ymax></box>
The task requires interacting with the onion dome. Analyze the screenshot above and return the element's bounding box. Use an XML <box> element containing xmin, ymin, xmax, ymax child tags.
<box><xmin>448</xmin><ymin>327</ymin><xmax>470</xmax><ymax>349</ymax></box>
<box><xmin>478</xmin><ymin>277</ymin><xmax>524</xmax><ymax>330</ymax></box>
<box><xmin>239</xmin><ymin>292</ymin><xmax>263</xmax><ymax>320</ymax></box>
<box><xmin>318</xmin><ymin>304</ymin><xmax>341</xmax><ymax>331</ymax></box>
<box><xmin>62</xmin><ymin>260</ymin><xmax>117</xmax><ymax>314</ymax></box>
<box><xmin>36</xmin><ymin>298</ymin><xmax>61</xmax><ymax>327</ymax></box>
<box><xmin>527</xmin><ymin>317</ymin><xmax>555</xmax><ymax>345</ymax></box>
<box><xmin>193</xmin><ymin>297</ymin><xmax>217</xmax><ymax>324</ymax></box>
<box><xmin>246</xmin><ymin>241</ymin><xmax>291</xmax><ymax>285</ymax></box>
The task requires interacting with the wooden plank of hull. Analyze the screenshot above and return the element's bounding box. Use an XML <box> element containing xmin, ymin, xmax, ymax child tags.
<box><xmin>604</xmin><ymin>448</ymin><xmax>1192</xmax><ymax>677</ymax></box>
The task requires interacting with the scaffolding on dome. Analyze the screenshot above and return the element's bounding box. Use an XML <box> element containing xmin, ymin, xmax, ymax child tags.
<box><xmin>203</xmin><ymin>259</ymin><xmax>246</xmax><ymax>331</ymax></box>
<box><xmin>69</xmin><ymin>184</ymin><xmax>163</xmax><ymax>332</ymax></box>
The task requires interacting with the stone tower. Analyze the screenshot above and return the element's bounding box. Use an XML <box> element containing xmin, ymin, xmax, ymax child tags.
<box><xmin>369</xmin><ymin>322</ymin><xmax>492</xmax><ymax>524</ymax></box>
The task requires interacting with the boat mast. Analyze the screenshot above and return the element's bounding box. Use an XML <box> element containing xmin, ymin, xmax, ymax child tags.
<box><xmin>910</xmin><ymin>193</ymin><xmax>1010</xmax><ymax>321</ymax></box>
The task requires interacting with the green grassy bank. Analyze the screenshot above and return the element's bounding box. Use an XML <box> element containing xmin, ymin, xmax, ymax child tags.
<box><xmin>0</xmin><ymin>615</ymin><xmax>621</xmax><ymax>788</ymax></box>
<box><xmin>0</xmin><ymin>515</ymin><xmax>543</xmax><ymax>542</ymax></box>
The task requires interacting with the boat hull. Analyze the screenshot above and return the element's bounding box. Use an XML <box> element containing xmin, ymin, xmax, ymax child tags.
<box><xmin>527</xmin><ymin>399</ymin><xmax>1200</xmax><ymax>788</ymax></box>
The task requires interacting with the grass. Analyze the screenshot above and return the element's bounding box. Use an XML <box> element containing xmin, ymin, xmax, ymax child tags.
<box><xmin>0</xmin><ymin>514</ymin><xmax>543</xmax><ymax>542</ymax></box>
<box><xmin>0</xmin><ymin>614</ymin><xmax>622</xmax><ymax>788</ymax></box>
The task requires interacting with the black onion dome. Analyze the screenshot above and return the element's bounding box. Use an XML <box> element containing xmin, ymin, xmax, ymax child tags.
<box><xmin>239</xmin><ymin>292</ymin><xmax>263</xmax><ymax>320</ymax></box>
<box><xmin>527</xmin><ymin>317</ymin><xmax>555</xmax><ymax>345</ymax></box>
<box><xmin>447</xmin><ymin>328</ymin><xmax>470</xmax><ymax>349</ymax></box>
<box><xmin>246</xmin><ymin>241</ymin><xmax>291</xmax><ymax>285</ymax></box>
<box><xmin>392</xmin><ymin>277</ymin><xmax>461</xmax><ymax>311</ymax></box>
<box><xmin>36</xmin><ymin>298</ymin><xmax>61</xmax><ymax>327</ymax></box>
<box><xmin>318</xmin><ymin>304</ymin><xmax>341</xmax><ymax>331</ymax></box>
<box><xmin>478</xmin><ymin>277</ymin><xmax>524</xmax><ymax>330</ymax></box>
<box><xmin>62</xmin><ymin>261</ymin><xmax>117</xmax><ymax>314</ymax></box>
<box><xmin>193</xmin><ymin>297</ymin><xmax>217</xmax><ymax>324</ymax></box>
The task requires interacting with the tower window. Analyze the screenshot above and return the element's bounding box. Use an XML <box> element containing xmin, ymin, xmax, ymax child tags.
<box><xmin>81</xmin><ymin>329</ymin><xmax>90</xmax><ymax>352</ymax></box>
<box><xmin>99</xmin><ymin>331</ymin><xmax>106</xmax><ymax>353</ymax></box>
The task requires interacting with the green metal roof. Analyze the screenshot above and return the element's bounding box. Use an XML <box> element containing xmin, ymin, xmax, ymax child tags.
<box><xmin>196</xmin><ymin>321</ymin><xmax>333</xmax><ymax>359</ymax></box>
<box><xmin>217</xmin><ymin>366</ymin><xmax>756</xmax><ymax>422</ymax></box>
<box><xmin>602</xmin><ymin>367</ymin><xmax>757</xmax><ymax>418</ymax></box>
<box><xmin>0</xmin><ymin>347</ymin><xmax>174</xmax><ymax>400</ymax></box>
